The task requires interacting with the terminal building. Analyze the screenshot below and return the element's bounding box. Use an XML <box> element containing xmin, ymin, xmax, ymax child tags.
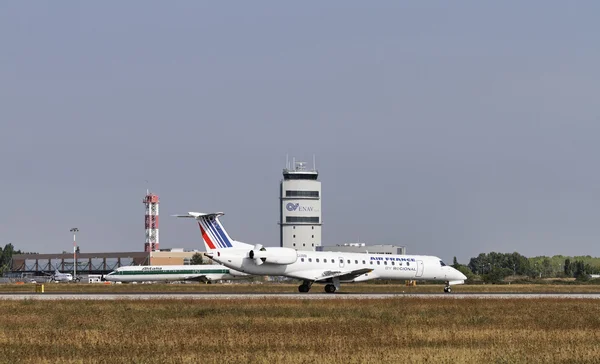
<box><xmin>317</xmin><ymin>243</ymin><xmax>406</xmax><ymax>255</ymax></box>
<box><xmin>279</xmin><ymin>159</ymin><xmax>321</xmax><ymax>251</ymax></box>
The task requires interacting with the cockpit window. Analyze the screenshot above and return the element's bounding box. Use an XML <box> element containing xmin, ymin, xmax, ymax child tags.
<box><xmin>440</xmin><ymin>260</ymin><xmax>447</xmax><ymax>267</ymax></box>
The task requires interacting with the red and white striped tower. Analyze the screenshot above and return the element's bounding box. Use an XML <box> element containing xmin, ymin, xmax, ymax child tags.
<box><xmin>143</xmin><ymin>190</ymin><xmax>160</xmax><ymax>252</ymax></box>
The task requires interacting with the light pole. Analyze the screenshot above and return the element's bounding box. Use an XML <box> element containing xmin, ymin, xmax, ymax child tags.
<box><xmin>70</xmin><ymin>228</ymin><xmax>79</xmax><ymax>279</ymax></box>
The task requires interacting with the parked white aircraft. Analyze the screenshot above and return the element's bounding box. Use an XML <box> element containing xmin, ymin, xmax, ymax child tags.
<box><xmin>44</xmin><ymin>269</ymin><xmax>75</xmax><ymax>282</ymax></box>
<box><xmin>103</xmin><ymin>265</ymin><xmax>251</xmax><ymax>283</ymax></box>
<box><xmin>175</xmin><ymin>211</ymin><xmax>467</xmax><ymax>293</ymax></box>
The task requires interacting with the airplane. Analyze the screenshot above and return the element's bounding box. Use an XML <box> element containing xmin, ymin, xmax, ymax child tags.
<box><xmin>43</xmin><ymin>269</ymin><xmax>75</xmax><ymax>283</ymax></box>
<box><xmin>174</xmin><ymin>211</ymin><xmax>468</xmax><ymax>293</ymax></box>
<box><xmin>103</xmin><ymin>264</ymin><xmax>251</xmax><ymax>283</ymax></box>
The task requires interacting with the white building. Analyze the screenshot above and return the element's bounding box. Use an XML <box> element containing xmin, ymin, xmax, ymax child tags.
<box><xmin>279</xmin><ymin>159</ymin><xmax>321</xmax><ymax>251</ymax></box>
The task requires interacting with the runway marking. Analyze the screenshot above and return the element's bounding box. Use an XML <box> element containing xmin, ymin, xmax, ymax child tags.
<box><xmin>2</xmin><ymin>293</ymin><xmax>600</xmax><ymax>300</ymax></box>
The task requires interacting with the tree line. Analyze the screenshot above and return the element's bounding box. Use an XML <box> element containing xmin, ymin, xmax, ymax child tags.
<box><xmin>452</xmin><ymin>252</ymin><xmax>600</xmax><ymax>283</ymax></box>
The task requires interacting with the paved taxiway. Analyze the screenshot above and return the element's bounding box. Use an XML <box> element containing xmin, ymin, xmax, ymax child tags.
<box><xmin>1</xmin><ymin>292</ymin><xmax>600</xmax><ymax>300</ymax></box>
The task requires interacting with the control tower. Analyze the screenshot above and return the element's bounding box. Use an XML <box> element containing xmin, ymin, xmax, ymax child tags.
<box><xmin>280</xmin><ymin>157</ymin><xmax>321</xmax><ymax>251</ymax></box>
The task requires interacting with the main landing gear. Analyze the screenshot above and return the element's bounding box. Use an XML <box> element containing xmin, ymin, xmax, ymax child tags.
<box><xmin>298</xmin><ymin>281</ymin><xmax>340</xmax><ymax>293</ymax></box>
<box><xmin>324</xmin><ymin>284</ymin><xmax>337</xmax><ymax>293</ymax></box>
<box><xmin>324</xmin><ymin>278</ymin><xmax>340</xmax><ymax>294</ymax></box>
<box><xmin>444</xmin><ymin>282</ymin><xmax>452</xmax><ymax>293</ymax></box>
<box><xmin>298</xmin><ymin>280</ymin><xmax>313</xmax><ymax>293</ymax></box>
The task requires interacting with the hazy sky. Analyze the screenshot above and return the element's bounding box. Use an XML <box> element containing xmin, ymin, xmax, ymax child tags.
<box><xmin>1</xmin><ymin>2</ymin><xmax>599</xmax><ymax>263</ymax></box>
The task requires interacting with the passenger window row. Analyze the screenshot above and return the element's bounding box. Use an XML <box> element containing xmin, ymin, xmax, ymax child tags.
<box><xmin>298</xmin><ymin>257</ymin><xmax>406</xmax><ymax>266</ymax></box>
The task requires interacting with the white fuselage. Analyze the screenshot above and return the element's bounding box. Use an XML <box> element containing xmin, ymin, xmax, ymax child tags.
<box><xmin>210</xmin><ymin>249</ymin><xmax>466</xmax><ymax>284</ymax></box>
<box><xmin>103</xmin><ymin>265</ymin><xmax>250</xmax><ymax>283</ymax></box>
<box><xmin>54</xmin><ymin>274</ymin><xmax>73</xmax><ymax>282</ymax></box>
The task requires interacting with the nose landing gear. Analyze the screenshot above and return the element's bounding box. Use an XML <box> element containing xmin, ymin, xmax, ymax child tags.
<box><xmin>444</xmin><ymin>282</ymin><xmax>452</xmax><ymax>293</ymax></box>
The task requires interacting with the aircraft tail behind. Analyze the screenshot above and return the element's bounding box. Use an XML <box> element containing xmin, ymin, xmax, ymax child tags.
<box><xmin>174</xmin><ymin>212</ymin><xmax>251</xmax><ymax>251</ymax></box>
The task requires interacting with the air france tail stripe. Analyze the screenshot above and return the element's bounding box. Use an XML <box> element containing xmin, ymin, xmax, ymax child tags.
<box><xmin>202</xmin><ymin>219</ymin><xmax>225</xmax><ymax>248</ymax></box>
<box><xmin>202</xmin><ymin>221</ymin><xmax>221</xmax><ymax>249</ymax></box>
<box><xmin>198</xmin><ymin>222</ymin><xmax>217</xmax><ymax>250</ymax></box>
<box><xmin>210</xmin><ymin>219</ymin><xmax>233</xmax><ymax>248</ymax></box>
<box><xmin>199</xmin><ymin>223</ymin><xmax>217</xmax><ymax>250</ymax></box>
<box><xmin>205</xmin><ymin>219</ymin><xmax>228</xmax><ymax>248</ymax></box>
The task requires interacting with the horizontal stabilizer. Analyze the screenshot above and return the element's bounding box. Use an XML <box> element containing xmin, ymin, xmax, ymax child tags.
<box><xmin>172</xmin><ymin>212</ymin><xmax>225</xmax><ymax>219</ymax></box>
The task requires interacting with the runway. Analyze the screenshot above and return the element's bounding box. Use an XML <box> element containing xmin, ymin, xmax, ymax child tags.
<box><xmin>2</xmin><ymin>292</ymin><xmax>600</xmax><ymax>300</ymax></box>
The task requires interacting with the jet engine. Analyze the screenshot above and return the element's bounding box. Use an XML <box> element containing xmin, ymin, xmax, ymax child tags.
<box><xmin>248</xmin><ymin>244</ymin><xmax>298</xmax><ymax>265</ymax></box>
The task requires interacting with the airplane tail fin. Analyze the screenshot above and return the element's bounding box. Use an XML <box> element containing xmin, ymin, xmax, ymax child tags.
<box><xmin>174</xmin><ymin>212</ymin><xmax>251</xmax><ymax>251</ymax></box>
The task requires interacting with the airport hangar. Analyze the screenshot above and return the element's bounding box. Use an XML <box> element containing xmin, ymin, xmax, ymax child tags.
<box><xmin>9</xmin><ymin>249</ymin><xmax>212</xmax><ymax>278</ymax></box>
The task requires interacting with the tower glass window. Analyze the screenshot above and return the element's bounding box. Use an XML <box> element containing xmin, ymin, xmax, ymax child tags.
<box><xmin>286</xmin><ymin>217</ymin><xmax>319</xmax><ymax>223</ymax></box>
<box><xmin>286</xmin><ymin>190</ymin><xmax>319</xmax><ymax>197</ymax></box>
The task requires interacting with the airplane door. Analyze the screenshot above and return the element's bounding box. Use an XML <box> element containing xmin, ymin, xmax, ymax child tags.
<box><xmin>339</xmin><ymin>257</ymin><xmax>345</xmax><ymax>268</ymax></box>
<box><xmin>416</xmin><ymin>260</ymin><xmax>424</xmax><ymax>277</ymax></box>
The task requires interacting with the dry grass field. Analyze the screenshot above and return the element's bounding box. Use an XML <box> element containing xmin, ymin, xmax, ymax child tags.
<box><xmin>0</xmin><ymin>298</ymin><xmax>599</xmax><ymax>363</ymax></box>
<box><xmin>2</xmin><ymin>282</ymin><xmax>600</xmax><ymax>294</ymax></box>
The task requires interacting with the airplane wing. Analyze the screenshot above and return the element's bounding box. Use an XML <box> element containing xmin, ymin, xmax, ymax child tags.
<box><xmin>291</xmin><ymin>268</ymin><xmax>374</xmax><ymax>283</ymax></box>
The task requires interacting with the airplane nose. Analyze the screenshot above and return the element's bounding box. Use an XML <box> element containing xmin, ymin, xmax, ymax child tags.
<box><xmin>457</xmin><ymin>270</ymin><xmax>467</xmax><ymax>280</ymax></box>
